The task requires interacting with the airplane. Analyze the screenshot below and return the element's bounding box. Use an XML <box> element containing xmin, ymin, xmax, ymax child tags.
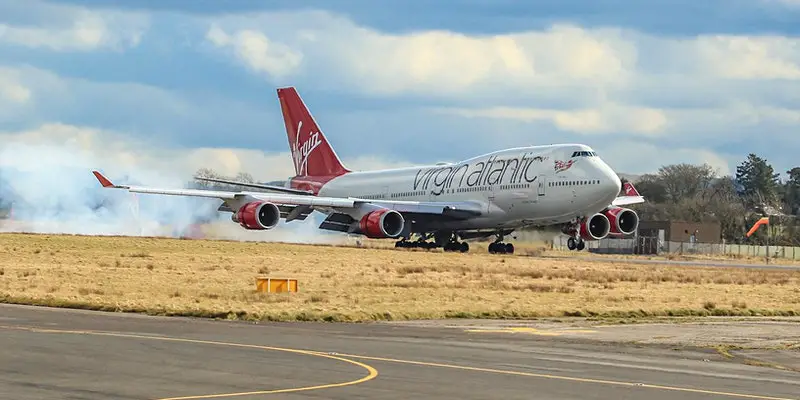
<box><xmin>91</xmin><ymin>86</ymin><xmax>645</xmax><ymax>254</ymax></box>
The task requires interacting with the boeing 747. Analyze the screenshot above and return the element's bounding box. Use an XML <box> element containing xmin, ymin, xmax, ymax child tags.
<box><xmin>92</xmin><ymin>87</ymin><xmax>645</xmax><ymax>254</ymax></box>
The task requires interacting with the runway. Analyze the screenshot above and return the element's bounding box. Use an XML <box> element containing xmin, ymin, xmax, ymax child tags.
<box><xmin>542</xmin><ymin>254</ymin><xmax>800</xmax><ymax>270</ymax></box>
<box><xmin>1</xmin><ymin>304</ymin><xmax>798</xmax><ymax>400</ymax></box>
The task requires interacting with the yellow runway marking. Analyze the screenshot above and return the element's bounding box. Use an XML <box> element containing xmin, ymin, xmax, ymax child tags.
<box><xmin>464</xmin><ymin>327</ymin><xmax>597</xmax><ymax>336</ymax></box>
<box><xmin>336</xmin><ymin>353</ymin><xmax>797</xmax><ymax>400</ymax></box>
<box><xmin>2</xmin><ymin>324</ymin><xmax>796</xmax><ymax>400</ymax></box>
<box><xmin>0</xmin><ymin>325</ymin><xmax>378</xmax><ymax>400</ymax></box>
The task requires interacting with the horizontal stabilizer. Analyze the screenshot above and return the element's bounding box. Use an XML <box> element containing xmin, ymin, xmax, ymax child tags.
<box><xmin>612</xmin><ymin>182</ymin><xmax>645</xmax><ymax>206</ymax></box>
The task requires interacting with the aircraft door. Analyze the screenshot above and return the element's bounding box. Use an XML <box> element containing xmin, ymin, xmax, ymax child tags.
<box><xmin>537</xmin><ymin>174</ymin><xmax>547</xmax><ymax>197</ymax></box>
<box><xmin>487</xmin><ymin>184</ymin><xmax>496</xmax><ymax>214</ymax></box>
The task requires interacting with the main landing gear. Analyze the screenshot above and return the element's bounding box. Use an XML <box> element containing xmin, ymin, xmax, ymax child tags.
<box><xmin>394</xmin><ymin>232</ymin><xmax>469</xmax><ymax>253</ymax></box>
<box><xmin>488</xmin><ymin>232</ymin><xmax>514</xmax><ymax>255</ymax></box>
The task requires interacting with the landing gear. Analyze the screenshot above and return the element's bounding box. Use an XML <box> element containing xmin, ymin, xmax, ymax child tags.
<box><xmin>394</xmin><ymin>232</ymin><xmax>469</xmax><ymax>253</ymax></box>
<box><xmin>444</xmin><ymin>241</ymin><xmax>469</xmax><ymax>253</ymax></box>
<box><xmin>395</xmin><ymin>238</ymin><xmax>436</xmax><ymax>249</ymax></box>
<box><xmin>566</xmin><ymin>237</ymin><xmax>585</xmax><ymax>251</ymax></box>
<box><xmin>563</xmin><ymin>219</ymin><xmax>587</xmax><ymax>251</ymax></box>
<box><xmin>488</xmin><ymin>232</ymin><xmax>514</xmax><ymax>255</ymax></box>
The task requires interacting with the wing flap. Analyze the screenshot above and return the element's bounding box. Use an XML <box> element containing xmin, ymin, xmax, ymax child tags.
<box><xmin>363</xmin><ymin>200</ymin><xmax>484</xmax><ymax>219</ymax></box>
<box><xmin>318</xmin><ymin>212</ymin><xmax>356</xmax><ymax>233</ymax></box>
<box><xmin>193</xmin><ymin>176</ymin><xmax>313</xmax><ymax>196</ymax></box>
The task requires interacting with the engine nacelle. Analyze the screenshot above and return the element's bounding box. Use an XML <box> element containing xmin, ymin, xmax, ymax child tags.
<box><xmin>231</xmin><ymin>201</ymin><xmax>281</xmax><ymax>230</ymax></box>
<box><xmin>604</xmin><ymin>207</ymin><xmax>639</xmax><ymax>236</ymax></box>
<box><xmin>579</xmin><ymin>213</ymin><xmax>611</xmax><ymax>241</ymax></box>
<box><xmin>359</xmin><ymin>209</ymin><xmax>405</xmax><ymax>238</ymax></box>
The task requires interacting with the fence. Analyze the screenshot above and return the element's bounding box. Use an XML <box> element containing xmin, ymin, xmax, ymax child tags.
<box><xmin>548</xmin><ymin>235</ymin><xmax>800</xmax><ymax>261</ymax></box>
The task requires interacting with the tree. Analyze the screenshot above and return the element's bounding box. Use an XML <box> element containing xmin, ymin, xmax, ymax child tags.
<box><xmin>657</xmin><ymin>163</ymin><xmax>717</xmax><ymax>203</ymax></box>
<box><xmin>735</xmin><ymin>153</ymin><xmax>780</xmax><ymax>208</ymax></box>
<box><xmin>234</xmin><ymin>172</ymin><xmax>255</xmax><ymax>184</ymax></box>
<box><xmin>191</xmin><ymin>168</ymin><xmax>221</xmax><ymax>189</ymax></box>
<box><xmin>702</xmin><ymin>176</ymin><xmax>747</xmax><ymax>242</ymax></box>
<box><xmin>784</xmin><ymin>167</ymin><xmax>800</xmax><ymax>216</ymax></box>
<box><xmin>632</xmin><ymin>173</ymin><xmax>667</xmax><ymax>203</ymax></box>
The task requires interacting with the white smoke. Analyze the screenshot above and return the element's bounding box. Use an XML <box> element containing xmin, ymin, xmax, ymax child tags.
<box><xmin>0</xmin><ymin>127</ymin><xmax>346</xmax><ymax>244</ymax></box>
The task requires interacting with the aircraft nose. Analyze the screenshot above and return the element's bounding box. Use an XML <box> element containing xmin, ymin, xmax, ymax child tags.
<box><xmin>599</xmin><ymin>161</ymin><xmax>621</xmax><ymax>194</ymax></box>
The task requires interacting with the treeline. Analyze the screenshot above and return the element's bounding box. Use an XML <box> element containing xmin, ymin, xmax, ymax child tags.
<box><xmin>189</xmin><ymin>168</ymin><xmax>258</xmax><ymax>190</ymax></box>
<box><xmin>624</xmin><ymin>154</ymin><xmax>799</xmax><ymax>245</ymax></box>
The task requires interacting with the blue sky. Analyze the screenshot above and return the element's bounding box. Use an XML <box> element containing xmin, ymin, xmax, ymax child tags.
<box><xmin>1</xmin><ymin>0</ymin><xmax>799</xmax><ymax>183</ymax></box>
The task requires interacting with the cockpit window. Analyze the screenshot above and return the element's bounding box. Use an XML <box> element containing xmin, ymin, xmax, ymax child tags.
<box><xmin>570</xmin><ymin>151</ymin><xmax>597</xmax><ymax>157</ymax></box>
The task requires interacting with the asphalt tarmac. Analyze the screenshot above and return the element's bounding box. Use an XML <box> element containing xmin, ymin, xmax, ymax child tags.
<box><xmin>0</xmin><ymin>304</ymin><xmax>798</xmax><ymax>400</ymax></box>
<box><xmin>542</xmin><ymin>254</ymin><xmax>800</xmax><ymax>270</ymax></box>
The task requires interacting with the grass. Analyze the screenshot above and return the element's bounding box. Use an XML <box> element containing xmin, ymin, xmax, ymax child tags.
<box><xmin>352</xmin><ymin>237</ymin><xmax>800</xmax><ymax>265</ymax></box>
<box><xmin>1</xmin><ymin>232</ymin><xmax>799</xmax><ymax>322</ymax></box>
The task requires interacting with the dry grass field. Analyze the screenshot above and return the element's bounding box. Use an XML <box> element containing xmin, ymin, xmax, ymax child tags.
<box><xmin>1</xmin><ymin>232</ymin><xmax>799</xmax><ymax>322</ymax></box>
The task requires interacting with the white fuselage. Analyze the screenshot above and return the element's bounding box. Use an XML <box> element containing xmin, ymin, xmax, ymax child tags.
<box><xmin>317</xmin><ymin>144</ymin><xmax>622</xmax><ymax>232</ymax></box>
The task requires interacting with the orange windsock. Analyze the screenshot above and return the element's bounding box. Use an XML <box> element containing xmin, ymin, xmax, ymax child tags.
<box><xmin>746</xmin><ymin>217</ymin><xmax>769</xmax><ymax>237</ymax></box>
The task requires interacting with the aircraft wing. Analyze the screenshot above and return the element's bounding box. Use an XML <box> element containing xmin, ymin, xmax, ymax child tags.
<box><xmin>91</xmin><ymin>171</ymin><xmax>484</xmax><ymax>223</ymax></box>
<box><xmin>192</xmin><ymin>176</ymin><xmax>314</xmax><ymax>196</ymax></box>
<box><xmin>611</xmin><ymin>182</ymin><xmax>645</xmax><ymax>207</ymax></box>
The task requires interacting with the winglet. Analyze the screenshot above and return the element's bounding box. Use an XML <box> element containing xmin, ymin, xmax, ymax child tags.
<box><xmin>92</xmin><ymin>170</ymin><xmax>115</xmax><ymax>188</ymax></box>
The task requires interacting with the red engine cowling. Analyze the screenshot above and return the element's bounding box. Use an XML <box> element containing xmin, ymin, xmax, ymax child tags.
<box><xmin>604</xmin><ymin>207</ymin><xmax>639</xmax><ymax>236</ymax></box>
<box><xmin>579</xmin><ymin>213</ymin><xmax>611</xmax><ymax>241</ymax></box>
<box><xmin>231</xmin><ymin>201</ymin><xmax>281</xmax><ymax>230</ymax></box>
<box><xmin>359</xmin><ymin>209</ymin><xmax>405</xmax><ymax>238</ymax></box>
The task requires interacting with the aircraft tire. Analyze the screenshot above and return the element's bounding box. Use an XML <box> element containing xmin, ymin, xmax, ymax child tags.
<box><xmin>489</xmin><ymin>242</ymin><xmax>507</xmax><ymax>254</ymax></box>
<box><xmin>567</xmin><ymin>237</ymin><xmax>577</xmax><ymax>251</ymax></box>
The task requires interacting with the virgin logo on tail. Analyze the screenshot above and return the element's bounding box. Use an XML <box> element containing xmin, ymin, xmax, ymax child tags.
<box><xmin>291</xmin><ymin>120</ymin><xmax>322</xmax><ymax>176</ymax></box>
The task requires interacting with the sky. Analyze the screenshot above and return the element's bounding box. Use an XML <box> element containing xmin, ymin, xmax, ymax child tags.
<box><xmin>1</xmin><ymin>0</ymin><xmax>799</xmax><ymax>184</ymax></box>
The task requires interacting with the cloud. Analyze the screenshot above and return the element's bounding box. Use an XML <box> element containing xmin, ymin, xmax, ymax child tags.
<box><xmin>0</xmin><ymin>69</ymin><xmax>32</xmax><ymax>104</ymax></box>
<box><xmin>0</xmin><ymin>0</ymin><xmax>149</xmax><ymax>52</ymax></box>
<box><xmin>206</xmin><ymin>24</ymin><xmax>302</xmax><ymax>79</ymax></box>
<box><xmin>204</xmin><ymin>15</ymin><xmax>638</xmax><ymax>97</ymax></box>
<box><xmin>200</xmin><ymin>11</ymin><xmax>799</xmax><ymax>150</ymax></box>
<box><xmin>435</xmin><ymin>105</ymin><xmax>668</xmax><ymax>136</ymax></box>
<box><xmin>204</xmin><ymin>11</ymin><xmax>800</xmax><ymax>94</ymax></box>
<box><xmin>595</xmin><ymin>141</ymin><xmax>733</xmax><ymax>177</ymax></box>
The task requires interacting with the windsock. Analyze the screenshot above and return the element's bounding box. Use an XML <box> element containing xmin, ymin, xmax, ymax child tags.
<box><xmin>746</xmin><ymin>216</ymin><xmax>769</xmax><ymax>238</ymax></box>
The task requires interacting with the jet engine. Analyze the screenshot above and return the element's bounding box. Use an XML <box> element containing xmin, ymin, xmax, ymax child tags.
<box><xmin>604</xmin><ymin>207</ymin><xmax>639</xmax><ymax>236</ymax></box>
<box><xmin>579</xmin><ymin>213</ymin><xmax>611</xmax><ymax>241</ymax></box>
<box><xmin>231</xmin><ymin>201</ymin><xmax>281</xmax><ymax>230</ymax></box>
<box><xmin>359</xmin><ymin>209</ymin><xmax>405</xmax><ymax>238</ymax></box>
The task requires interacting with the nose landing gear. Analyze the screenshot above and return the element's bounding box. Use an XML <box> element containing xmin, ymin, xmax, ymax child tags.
<box><xmin>562</xmin><ymin>219</ymin><xmax>587</xmax><ymax>251</ymax></box>
<box><xmin>566</xmin><ymin>236</ymin><xmax>585</xmax><ymax>251</ymax></box>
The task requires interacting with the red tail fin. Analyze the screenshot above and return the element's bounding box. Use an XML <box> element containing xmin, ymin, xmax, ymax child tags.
<box><xmin>277</xmin><ymin>87</ymin><xmax>350</xmax><ymax>178</ymax></box>
<box><xmin>623</xmin><ymin>182</ymin><xmax>640</xmax><ymax>197</ymax></box>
